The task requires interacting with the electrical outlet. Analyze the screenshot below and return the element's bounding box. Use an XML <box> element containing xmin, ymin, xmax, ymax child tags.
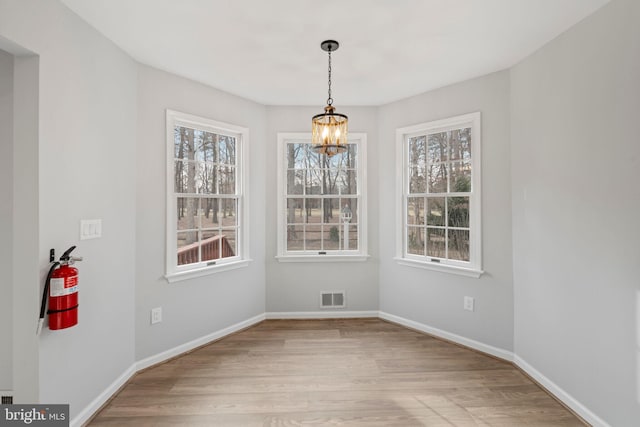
<box><xmin>464</xmin><ymin>296</ymin><xmax>475</xmax><ymax>311</ymax></box>
<box><xmin>151</xmin><ymin>307</ymin><xmax>162</xmax><ymax>324</ymax></box>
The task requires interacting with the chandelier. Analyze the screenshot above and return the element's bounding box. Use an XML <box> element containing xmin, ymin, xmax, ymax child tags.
<box><xmin>311</xmin><ymin>40</ymin><xmax>348</xmax><ymax>157</ymax></box>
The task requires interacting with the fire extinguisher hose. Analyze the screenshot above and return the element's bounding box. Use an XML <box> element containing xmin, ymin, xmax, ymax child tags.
<box><xmin>37</xmin><ymin>261</ymin><xmax>60</xmax><ymax>335</ymax></box>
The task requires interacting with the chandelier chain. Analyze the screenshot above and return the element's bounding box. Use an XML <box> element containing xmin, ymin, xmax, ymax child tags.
<box><xmin>327</xmin><ymin>49</ymin><xmax>333</xmax><ymax>106</ymax></box>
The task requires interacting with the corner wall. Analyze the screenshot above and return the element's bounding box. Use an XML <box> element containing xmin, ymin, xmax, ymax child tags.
<box><xmin>377</xmin><ymin>70</ymin><xmax>514</xmax><ymax>352</ymax></box>
<box><xmin>510</xmin><ymin>0</ymin><xmax>640</xmax><ymax>425</ymax></box>
<box><xmin>265</xmin><ymin>106</ymin><xmax>379</xmax><ymax>314</ymax></box>
<box><xmin>1</xmin><ymin>0</ymin><xmax>137</xmax><ymax>417</ymax></box>
<box><xmin>135</xmin><ymin>65</ymin><xmax>267</xmax><ymax>361</ymax></box>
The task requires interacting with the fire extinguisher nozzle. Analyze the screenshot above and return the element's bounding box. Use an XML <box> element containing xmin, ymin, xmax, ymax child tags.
<box><xmin>36</xmin><ymin>318</ymin><xmax>44</xmax><ymax>336</ymax></box>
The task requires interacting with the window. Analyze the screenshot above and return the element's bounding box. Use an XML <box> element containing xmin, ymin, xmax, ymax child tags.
<box><xmin>396</xmin><ymin>112</ymin><xmax>482</xmax><ymax>277</ymax></box>
<box><xmin>165</xmin><ymin>110</ymin><xmax>249</xmax><ymax>282</ymax></box>
<box><xmin>276</xmin><ymin>133</ymin><xmax>368</xmax><ymax>261</ymax></box>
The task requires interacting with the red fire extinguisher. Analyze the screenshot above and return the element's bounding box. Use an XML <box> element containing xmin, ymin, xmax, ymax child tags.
<box><xmin>37</xmin><ymin>246</ymin><xmax>83</xmax><ymax>334</ymax></box>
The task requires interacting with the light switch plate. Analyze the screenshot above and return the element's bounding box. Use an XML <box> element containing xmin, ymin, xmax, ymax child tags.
<box><xmin>80</xmin><ymin>219</ymin><xmax>102</xmax><ymax>240</ymax></box>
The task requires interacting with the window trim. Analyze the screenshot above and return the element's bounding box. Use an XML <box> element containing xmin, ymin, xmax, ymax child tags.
<box><xmin>276</xmin><ymin>132</ymin><xmax>368</xmax><ymax>262</ymax></box>
<box><xmin>165</xmin><ymin>109</ymin><xmax>250</xmax><ymax>282</ymax></box>
<box><xmin>395</xmin><ymin>112</ymin><xmax>483</xmax><ymax>277</ymax></box>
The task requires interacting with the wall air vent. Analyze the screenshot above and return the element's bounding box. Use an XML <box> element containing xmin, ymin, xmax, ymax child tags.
<box><xmin>320</xmin><ymin>291</ymin><xmax>346</xmax><ymax>308</ymax></box>
<box><xmin>1</xmin><ymin>395</ymin><xmax>13</xmax><ymax>404</ymax></box>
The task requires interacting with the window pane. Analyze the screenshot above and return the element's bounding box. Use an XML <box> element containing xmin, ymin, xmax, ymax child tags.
<box><xmin>341</xmin><ymin>198</ymin><xmax>358</xmax><ymax>224</ymax></box>
<box><xmin>408</xmin><ymin>135</ymin><xmax>426</xmax><ymax>167</ymax></box>
<box><xmin>324</xmin><ymin>225</ymin><xmax>340</xmax><ymax>250</ymax></box>
<box><xmin>338</xmin><ymin>169</ymin><xmax>357</xmax><ymax>195</ymax></box>
<box><xmin>287</xmin><ymin>170</ymin><xmax>304</xmax><ymax>195</ymax></box>
<box><xmin>199</xmin><ymin>198</ymin><xmax>220</xmax><ymax>227</ymax></box>
<box><xmin>304</xmin><ymin>198</ymin><xmax>321</xmax><ymax>222</ymax></box>
<box><xmin>286</xmin><ymin>143</ymin><xmax>308</xmax><ymax>169</ymax></box>
<box><xmin>407</xmin><ymin>226</ymin><xmax>425</xmax><ymax>256</ymax></box>
<box><xmin>306</xmin><ymin>170</ymin><xmax>323</xmax><ymax>195</ymax></box>
<box><xmin>218</xmin><ymin>166</ymin><xmax>235</xmax><ymax>194</ymax></box>
<box><xmin>174</xmin><ymin>126</ymin><xmax>198</xmax><ymax>161</ymax></box>
<box><xmin>428</xmin><ymin>163</ymin><xmax>447</xmax><ymax>193</ymax></box>
<box><xmin>307</xmin><ymin>149</ymin><xmax>322</xmax><ymax>170</ymax></box>
<box><xmin>409</xmin><ymin>165</ymin><xmax>427</xmax><ymax>194</ymax></box>
<box><xmin>221</xmin><ymin>229</ymin><xmax>237</xmax><ymax>258</ymax></box>
<box><xmin>286</xmin><ymin>198</ymin><xmax>305</xmax><ymax>224</ymax></box>
<box><xmin>323</xmin><ymin>168</ymin><xmax>341</xmax><ymax>195</ymax></box>
<box><xmin>177</xmin><ymin>197</ymin><xmax>200</xmax><ymax>231</ymax></box>
<box><xmin>450</xmin><ymin>161</ymin><xmax>471</xmax><ymax>193</ymax></box>
<box><xmin>196</xmin><ymin>162</ymin><xmax>216</xmax><ymax>194</ymax></box>
<box><xmin>174</xmin><ymin>160</ymin><xmax>188</xmax><ymax>193</ymax></box>
<box><xmin>286</xmin><ymin>225</ymin><xmax>304</xmax><ymax>251</ymax></box>
<box><xmin>306</xmin><ymin>225</ymin><xmax>322</xmax><ymax>251</ymax></box>
<box><xmin>448</xmin><ymin>196</ymin><xmax>469</xmax><ymax>228</ymax></box>
<box><xmin>218</xmin><ymin>135</ymin><xmax>236</xmax><ymax>165</ymax></box>
<box><xmin>200</xmin><ymin>132</ymin><xmax>217</xmax><ymax>163</ymax></box>
<box><xmin>448</xmin><ymin>229</ymin><xmax>470</xmax><ymax>261</ymax></box>
<box><xmin>426</xmin><ymin>197</ymin><xmax>445</xmax><ymax>226</ymax></box>
<box><xmin>407</xmin><ymin>197</ymin><xmax>425</xmax><ymax>226</ymax></box>
<box><xmin>200</xmin><ymin>230</ymin><xmax>220</xmax><ymax>262</ymax></box>
<box><xmin>324</xmin><ymin>151</ymin><xmax>341</xmax><ymax>169</ymax></box>
<box><xmin>174</xmin><ymin>127</ymin><xmax>185</xmax><ymax>159</ymax></box>
<box><xmin>344</xmin><ymin>144</ymin><xmax>358</xmax><ymax>168</ymax></box>
<box><xmin>220</xmin><ymin>199</ymin><xmax>237</xmax><ymax>228</ymax></box>
<box><xmin>323</xmin><ymin>198</ymin><xmax>340</xmax><ymax>224</ymax></box>
<box><xmin>449</xmin><ymin>127</ymin><xmax>471</xmax><ymax>161</ymax></box>
<box><xmin>428</xmin><ymin>133</ymin><xmax>448</xmax><ymax>163</ymax></box>
<box><xmin>174</xmin><ymin>160</ymin><xmax>203</xmax><ymax>194</ymax></box>
<box><xmin>348</xmin><ymin>224</ymin><xmax>358</xmax><ymax>250</ymax></box>
<box><xmin>177</xmin><ymin>230</ymin><xmax>199</xmax><ymax>265</ymax></box>
<box><xmin>426</xmin><ymin>228</ymin><xmax>445</xmax><ymax>258</ymax></box>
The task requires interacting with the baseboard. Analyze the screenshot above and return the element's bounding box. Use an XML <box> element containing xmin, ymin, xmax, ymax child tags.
<box><xmin>513</xmin><ymin>355</ymin><xmax>611</xmax><ymax>427</ymax></box>
<box><xmin>266</xmin><ymin>310</ymin><xmax>379</xmax><ymax>319</ymax></box>
<box><xmin>136</xmin><ymin>313</ymin><xmax>266</xmax><ymax>371</ymax></box>
<box><xmin>378</xmin><ymin>311</ymin><xmax>514</xmax><ymax>361</ymax></box>
<box><xmin>71</xmin><ymin>364</ymin><xmax>136</xmax><ymax>427</ymax></box>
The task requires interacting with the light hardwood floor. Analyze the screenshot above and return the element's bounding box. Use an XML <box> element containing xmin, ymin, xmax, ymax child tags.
<box><xmin>88</xmin><ymin>319</ymin><xmax>585</xmax><ymax>426</ymax></box>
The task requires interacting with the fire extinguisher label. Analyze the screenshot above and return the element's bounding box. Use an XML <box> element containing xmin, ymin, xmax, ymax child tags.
<box><xmin>50</xmin><ymin>276</ymin><xmax>79</xmax><ymax>297</ymax></box>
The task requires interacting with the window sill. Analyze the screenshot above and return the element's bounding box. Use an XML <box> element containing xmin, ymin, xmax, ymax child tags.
<box><xmin>165</xmin><ymin>259</ymin><xmax>252</xmax><ymax>283</ymax></box>
<box><xmin>276</xmin><ymin>254</ymin><xmax>370</xmax><ymax>263</ymax></box>
<box><xmin>394</xmin><ymin>257</ymin><xmax>483</xmax><ymax>278</ymax></box>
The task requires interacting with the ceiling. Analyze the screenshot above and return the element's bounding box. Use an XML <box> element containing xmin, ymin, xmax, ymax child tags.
<box><xmin>60</xmin><ymin>0</ymin><xmax>609</xmax><ymax>106</ymax></box>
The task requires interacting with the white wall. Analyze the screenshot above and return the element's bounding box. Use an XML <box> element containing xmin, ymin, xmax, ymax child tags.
<box><xmin>0</xmin><ymin>48</ymin><xmax>13</xmax><ymax>392</ymax></box>
<box><xmin>135</xmin><ymin>65</ymin><xmax>267</xmax><ymax>360</ymax></box>
<box><xmin>510</xmin><ymin>0</ymin><xmax>640</xmax><ymax>425</ymax></box>
<box><xmin>378</xmin><ymin>71</ymin><xmax>514</xmax><ymax>351</ymax></box>
<box><xmin>11</xmin><ymin>52</ymin><xmax>39</xmax><ymax>404</ymax></box>
<box><xmin>0</xmin><ymin>0</ymin><xmax>137</xmax><ymax>417</ymax></box>
<box><xmin>265</xmin><ymin>106</ymin><xmax>379</xmax><ymax>313</ymax></box>
<box><xmin>1</xmin><ymin>31</ymin><xmax>42</xmax><ymax>407</ymax></box>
